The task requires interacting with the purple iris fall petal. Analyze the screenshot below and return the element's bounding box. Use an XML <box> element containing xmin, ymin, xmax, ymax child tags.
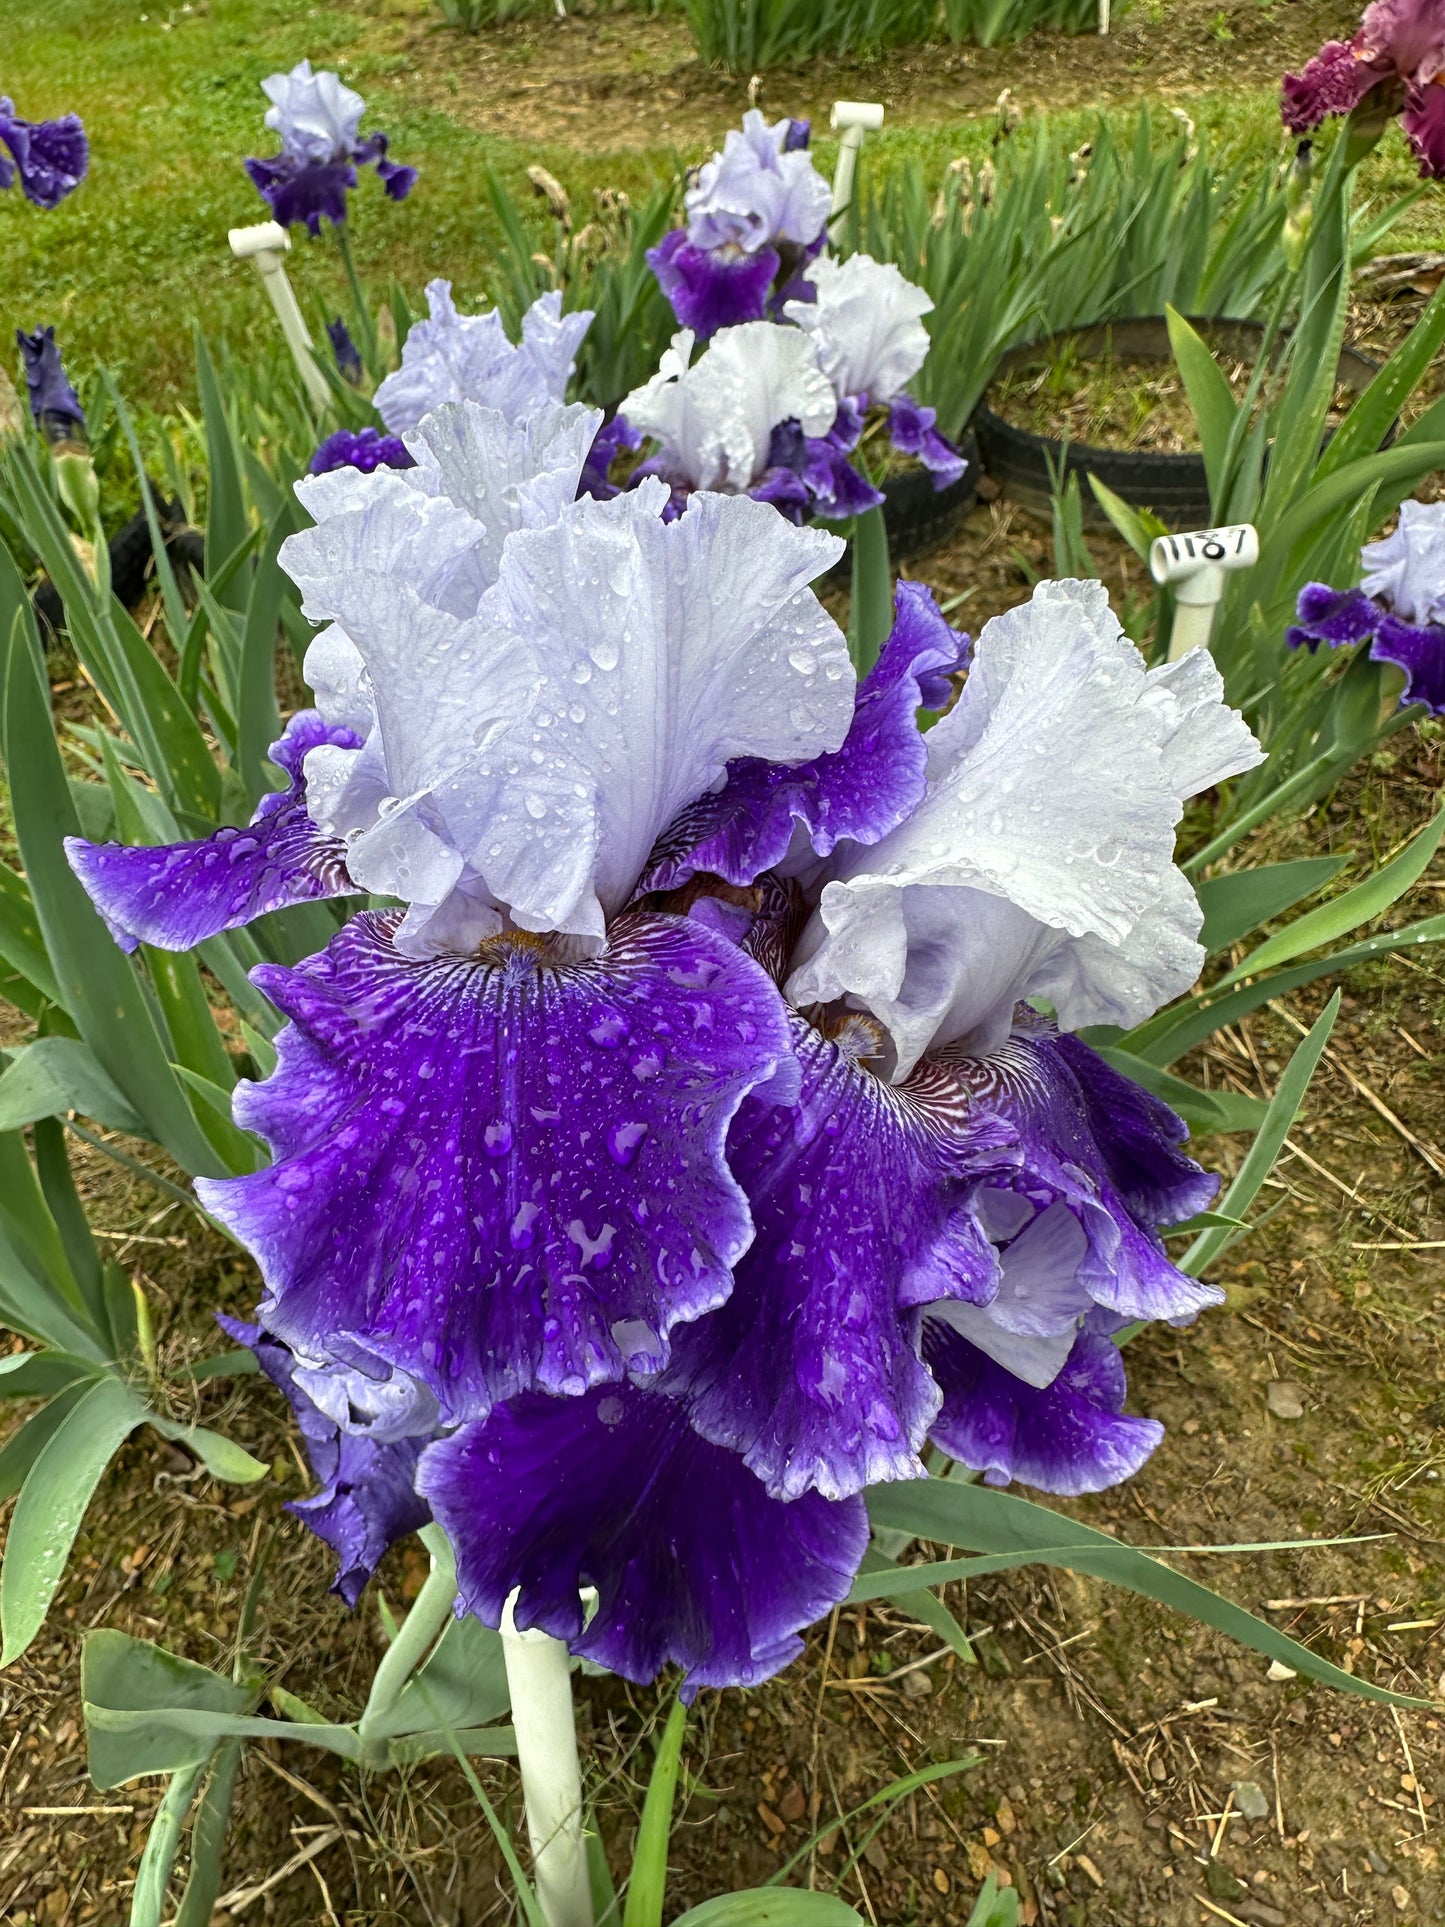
<box><xmin>197</xmin><ymin>909</ymin><xmax>791</xmax><ymax>1426</ymax></box>
<box><xmin>0</xmin><ymin>100</ymin><xmax>87</xmax><ymax>209</ymax></box>
<box><xmin>1403</xmin><ymin>79</ymin><xmax>1445</xmax><ymax>177</ymax></box>
<box><xmin>309</xmin><ymin>426</ymin><xmax>415</xmax><ymax>476</ymax></box>
<box><xmin>245</xmin><ymin>154</ymin><xmax>357</xmax><ymax>235</ymax></box>
<box><xmin>639</xmin><ymin>582</ymin><xmax>967</xmax><ymax>894</ymax></box>
<box><xmin>747</xmin><ymin>464</ymin><xmax>811</xmax><ymax>522</ymax></box>
<box><xmin>1369</xmin><ymin>611</ymin><xmax>1445</xmax><ymax>711</ymax></box>
<box><xmin>1281</xmin><ymin>40</ymin><xmax>1383</xmax><ymax>133</ymax></box>
<box><xmin>16</xmin><ymin>326</ymin><xmax>85</xmax><ymax>441</ymax></box>
<box><xmin>65</xmin><ymin>712</ymin><xmax>362</xmax><ymax>954</ymax></box>
<box><xmin>888</xmin><ymin>392</ymin><xmax>968</xmax><ymax>491</ymax></box>
<box><xmin>376</xmin><ymin>155</ymin><xmax>417</xmax><ymax>201</ymax></box>
<box><xmin>647</xmin><ymin>228</ymin><xmax>780</xmax><ymax>339</ymax></box>
<box><xmin>221</xmin><ymin>1318</ymin><xmax>431</xmax><ymax>1606</ymax></box>
<box><xmin>923</xmin><ymin>1322</ymin><xmax>1163</xmax><ymax>1495</ymax></box>
<box><xmin>669</xmin><ymin>1010</ymin><xmax>1014</xmax><ymax>1502</ymax></box>
<box><xmin>956</xmin><ymin>1023</ymin><xmax>1221</xmax><ymax>1325</ymax></box>
<box><xmin>417</xmin><ymin>1380</ymin><xmax>869</xmax><ymax>1696</ymax></box>
<box><xmin>577</xmin><ymin>413</ymin><xmax>643</xmax><ymax>502</ymax></box>
<box><xmin>1285</xmin><ymin>581</ymin><xmax>1385</xmax><ymax>651</ymax></box>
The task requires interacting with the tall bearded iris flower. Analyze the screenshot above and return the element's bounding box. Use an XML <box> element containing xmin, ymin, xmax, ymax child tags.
<box><xmin>374</xmin><ymin>280</ymin><xmax>592</xmax><ymax>435</ymax></box>
<box><xmin>1287</xmin><ymin>498</ymin><xmax>1445</xmax><ymax>711</ymax></box>
<box><xmin>1282</xmin><ymin>0</ymin><xmax>1445</xmax><ymax>177</ymax></box>
<box><xmin>245</xmin><ymin>59</ymin><xmax>417</xmax><ymax>234</ymax></box>
<box><xmin>67</xmin><ymin>407</ymin><xmax>1259</xmax><ymax>1693</ymax></box>
<box><xmin>649</xmin><ymin>110</ymin><xmax>832</xmax><ymax>339</ymax></box>
<box><xmin>0</xmin><ymin>99</ymin><xmax>87</xmax><ymax>209</ymax></box>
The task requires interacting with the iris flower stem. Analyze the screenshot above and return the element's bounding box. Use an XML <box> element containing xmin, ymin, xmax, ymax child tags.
<box><xmin>500</xmin><ymin>1592</ymin><xmax>594</xmax><ymax>1927</ymax></box>
<box><xmin>357</xmin><ymin>1522</ymin><xmax>457</xmax><ymax>1738</ymax></box>
<box><xmin>334</xmin><ymin>222</ymin><xmax>379</xmax><ymax>376</ymax></box>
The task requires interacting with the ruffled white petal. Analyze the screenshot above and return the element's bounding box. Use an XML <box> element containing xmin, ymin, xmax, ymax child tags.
<box><xmin>787</xmin><ymin>578</ymin><xmax>1261</xmax><ymax>1077</ymax></box>
<box><xmin>620</xmin><ymin>322</ymin><xmax>836</xmax><ymax>493</ymax></box>
<box><xmin>374</xmin><ymin>282</ymin><xmax>593</xmax><ymax>435</ymax></box>
<box><xmin>784</xmin><ymin>253</ymin><xmax>932</xmax><ymax>405</ymax></box>
<box><xmin>684</xmin><ymin>109</ymin><xmax>831</xmax><ymax>253</ymax></box>
<box><xmin>1360</xmin><ymin>497</ymin><xmax>1445</xmax><ymax>626</ymax></box>
<box><xmin>262</xmin><ymin>58</ymin><xmax>365</xmax><ymax>162</ymax></box>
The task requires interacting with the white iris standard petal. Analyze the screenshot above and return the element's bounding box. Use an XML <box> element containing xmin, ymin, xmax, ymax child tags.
<box><xmin>620</xmin><ymin>322</ymin><xmax>837</xmax><ymax>493</ymax></box>
<box><xmin>1359</xmin><ymin>497</ymin><xmax>1445</xmax><ymax>626</ymax></box>
<box><xmin>783</xmin><ymin>253</ymin><xmax>933</xmax><ymax>406</ymax></box>
<box><xmin>374</xmin><ymin>281</ymin><xmax>593</xmax><ymax>435</ymax></box>
<box><xmin>684</xmin><ymin>109</ymin><xmax>831</xmax><ymax>253</ymax></box>
<box><xmin>785</xmin><ymin>579</ymin><xmax>1263</xmax><ymax>1078</ymax></box>
<box><xmin>262</xmin><ymin>59</ymin><xmax>365</xmax><ymax>163</ymax></box>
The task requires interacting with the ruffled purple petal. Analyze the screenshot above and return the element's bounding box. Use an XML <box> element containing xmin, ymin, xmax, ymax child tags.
<box><xmin>246</xmin><ymin>154</ymin><xmax>356</xmax><ymax>233</ymax></box>
<box><xmin>1282</xmin><ymin>41</ymin><xmax>1383</xmax><ymax>133</ymax></box>
<box><xmin>669</xmin><ymin>1012</ymin><xmax>1014</xmax><ymax>1502</ymax></box>
<box><xmin>1370</xmin><ymin>611</ymin><xmax>1445</xmax><ymax>710</ymax></box>
<box><xmin>1403</xmin><ymin>79</ymin><xmax>1445</xmax><ymax>178</ymax></box>
<box><xmin>309</xmin><ymin>426</ymin><xmax>415</xmax><ymax>475</ymax></box>
<box><xmin>956</xmin><ymin>1023</ymin><xmax>1221</xmax><ymax>1324</ymax></box>
<box><xmin>647</xmin><ymin>228</ymin><xmax>780</xmax><ymax>339</ymax></box>
<box><xmin>0</xmin><ymin>101</ymin><xmax>87</xmax><ymax>209</ymax></box>
<box><xmin>418</xmin><ymin>1381</ymin><xmax>868</xmax><ymax>1696</ymax></box>
<box><xmin>639</xmin><ymin>582</ymin><xmax>968</xmax><ymax>894</ymax></box>
<box><xmin>198</xmin><ymin>909</ymin><xmax>791</xmax><ymax>1425</ymax></box>
<box><xmin>221</xmin><ymin>1317</ymin><xmax>430</xmax><ymax>1607</ymax></box>
<box><xmin>887</xmin><ymin>393</ymin><xmax>968</xmax><ymax>491</ymax></box>
<box><xmin>376</xmin><ymin>155</ymin><xmax>417</xmax><ymax>201</ymax></box>
<box><xmin>64</xmin><ymin>712</ymin><xmax>362</xmax><ymax>954</ymax></box>
<box><xmin>1285</xmin><ymin>581</ymin><xmax>1385</xmax><ymax>652</ymax></box>
<box><xmin>748</xmin><ymin>463</ymin><xmax>811</xmax><ymax>523</ymax></box>
<box><xmin>922</xmin><ymin>1322</ymin><xmax>1163</xmax><ymax>1495</ymax></box>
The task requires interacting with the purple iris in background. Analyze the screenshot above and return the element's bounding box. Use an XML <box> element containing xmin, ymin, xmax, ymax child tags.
<box><xmin>310</xmin><ymin>425</ymin><xmax>415</xmax><ymax>476</ymax></box>
<box><xmin>16</xmin><ymin>326</ymin><xmax>85</xmax><ymax>445</ymax></box>
<box><xmin>0</xmin><ymin>98</ymin><xmax>87</xmax><ymax>209</ymax></box>
<box><xmin>66</xmin><ymin>395</ymin><xmax>1260</xmax><ymax>1695</ymax></box>
<box><xmin>605</xmin><ymin>320</ymin><xmax>877</xmax><ymax>523</ymax></box>
<box><xmin>1288</xmin><ymin>498</ymin><xmax>1445</xmax><ymax>711</ymax></box>
<box><xmin>1282</xmin><ymin>0</ymin><xmax>1445</xmax><ymax>177</ymax></box>
<box><xmin>245</xmin><ymin>59</ymin><xmax>416</xmax><ymax>235</ymax></box>
<box><xmin>328</xmin><ymin>316</ymin><xmax>363</xmax><ymax>385</ymax></box>
<box><xmin>649</xmin><ymin>110</ymin><xmax>832</xmax><ymax>339</ymax></box>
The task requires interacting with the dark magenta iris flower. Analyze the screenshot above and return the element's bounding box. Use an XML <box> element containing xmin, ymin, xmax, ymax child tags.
<box><xmin>1282</xmin><ymin>0</ymin><xmax>1445</xmax><ymax>176</ymax></box>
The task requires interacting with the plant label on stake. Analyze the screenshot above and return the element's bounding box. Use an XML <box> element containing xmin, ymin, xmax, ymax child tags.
<box><xmin>828</xmin><ymin>102</ymin><xmax>884</xmax><ymax>244</ymax></box>
<box><xmin>228</xmin><ymin>221</ymin><xmax>331</xmax><ymax>411</ymax></box>
<box><xmin>1150</xmin><ymin>523</ymin><xmax>1259</xmax><ymax>662</ymax></box>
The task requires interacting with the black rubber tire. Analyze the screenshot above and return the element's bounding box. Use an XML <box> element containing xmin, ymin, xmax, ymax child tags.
<box><xmin>972</xmin><ymin>316</ymin><xmax>1385</xmax><ymax>530</ymax></box>
<box><xmin>33</xmin><ymin>488</ymin><xmax>202</xmax><ymax>645</ymax></box>
<box><xmin>881</xmin><ymin>431</ymin><xmax>981</xmax><ymax>559</ymax></box>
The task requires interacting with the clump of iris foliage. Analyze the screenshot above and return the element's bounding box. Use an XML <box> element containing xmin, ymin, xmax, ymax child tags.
<box><xmin>2</xmin><ymin>38</ymin><xmax>1445</xmax><ymax>1927</ymax></box>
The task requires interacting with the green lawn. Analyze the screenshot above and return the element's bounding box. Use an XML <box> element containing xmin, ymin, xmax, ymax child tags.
<box><xmin>0</xmin><ymin>0</ymin><xmax>1435</xmax><ymax>420</ymax></box>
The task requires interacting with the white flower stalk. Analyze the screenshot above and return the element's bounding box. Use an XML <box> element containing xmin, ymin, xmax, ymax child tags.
<box><xmin>501</xmin><ymin>1595</ymin><xmax>594</xmax><ymax>1927</ymax></box>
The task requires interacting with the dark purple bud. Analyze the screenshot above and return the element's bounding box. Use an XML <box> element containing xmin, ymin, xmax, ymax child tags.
<box><xmin>16</xmin><ymin>325</ymin><xmax>85</xmax><ymax>443</ymax></box>
<box><xmin>0</xmin><ymin>100</ymin><xmax>87</xmax><ymax>210</ymax></box>
<box><xmin>327</xmin><ymin>316</ymin><xmax>363</xmax><ymax>385</ymax></box>
<box><xmin>784</xmin><ymin>117</ymin><xmax>812</xmax><ymax>151</ymax></box>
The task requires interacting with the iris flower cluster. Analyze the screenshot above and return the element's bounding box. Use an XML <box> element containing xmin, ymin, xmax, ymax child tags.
<box><xmin>625</xmin><ymin>111</ymin><xmax>964</xmax><ymax>521</ymax></box>
<box><xmin>1288</xmin><ymin>498</ymin><xmax>1445</xmax><ymax>712</ymax></box>
<box><xmin>245</xmin><ymin>60</ymin><xmax>416</xmax><ymax>235</ymax></box>
<box><xmin>68</xmin><ymin>390</ymin><xmax>1260</xmax><ymax>1693</ymax></box>
<box><xmin>1282</xmin><ymin>0</ymin><xmax>1445</xmax><ymax>177</ymax></box>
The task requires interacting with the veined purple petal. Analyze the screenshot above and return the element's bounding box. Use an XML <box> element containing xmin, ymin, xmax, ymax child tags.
<box><xmin>418</xmin><ymin>1381</ymin><xmax>868</xmax><ymax>1696</ymax></box>
<box><xmin>923</xmin><ymin>1321</ymin><xmax>1163</xmax><ymax>1495</ymax></box>
<box><xmin>246</xmin><ymin>153</ymin><xmax>356</xmax><ymax>233</ymax></box>
<box><xmin>647</xmin><ymin>228</ymin><xmax>780</xmax><ymax>339</ymax></box>
<box><xmin>0</xmin><ymin>100</ymin><xmax>87</xmax><ymax>209</ymax></box>
<box><xmin>639</xmin><ymin>582</ymin><xmax>968</xmax><ymax>894</ymax></box>
<box><xmin>671</xmin><ymin>1011</ymin><xmax>1014</xmax><ymax>1502</ymax></box>
<box><xmin>198</xmin><ymin>909</ymin><xmax>791</xmax><ymax>1425</ymax></box>
<box><xmin>956</xmin><ymin>1023</ymin><xmax>1221</xmax><ymax>1324</ymax></box>
<box><xmin>1285</xmin><ymin>581</ymin><xmax>1384</xmax><ymax>652</ymax></box>
<box><xmin>888</xmin><ymin>392</ymin><xmax>968</xmax><ymax>491</ymax></box>
<box><xmin>220</xmin><ymin>1317</ymin><xmax>430</xmax><ymax>1606</ymax></box>
<box><xmin>64</xmin><ymin>712</ymin><xmax>362</xmax><ymax>954</ymax></box>
<box><xmin>1370</xmin><ymin>611</ymin><xmax>1445</xmax><ymax>710</ymax></box>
